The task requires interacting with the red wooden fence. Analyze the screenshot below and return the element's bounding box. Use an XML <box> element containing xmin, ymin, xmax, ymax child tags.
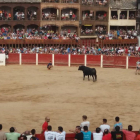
<box><xmin>6</xmin><ymin>54</ymin><xmax>140</xmax><ymax>69</ymax></box>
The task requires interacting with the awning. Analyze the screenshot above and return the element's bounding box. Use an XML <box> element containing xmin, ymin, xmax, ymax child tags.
<box><xmin>80</xmin><ymin>36</ymin><xmax>97</xmax><ymax>38</ymax></box>
<box><xmin>84</xmin><ymin>25</ymin><xmax>92</xmax><ymax>26</ymax></box>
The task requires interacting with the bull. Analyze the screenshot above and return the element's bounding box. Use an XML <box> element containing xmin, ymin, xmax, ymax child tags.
<box><xmin>78</xmin><ymin>66</ymin><xmax>97</xmax><ymax>82</ymax></box>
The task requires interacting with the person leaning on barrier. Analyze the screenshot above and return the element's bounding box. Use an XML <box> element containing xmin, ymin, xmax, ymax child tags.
<box><xmin>55</xmin><ymin>127</ymin><xmax>66</xmax><ymax>140</ymax></box>
<box><xmin>122</xmin><ymin>125</ymin><xmax>136</xmax><ymax>140</ymax></box>
<box><xmin>0</xmin><ymin>124</ymin><xmax>6</xmax><ymax>140</ymax></box>
<box><xmin>135</xmin><ymin>129</ymin><xmax>140</xmax><ymax>140</ymax></box>
<box><xmin>102</xmin><ymin>129</ymin><xmax>111</xmax><ymax>140</ymax></box>
<box><xmin>75</xmin><ymin>126</ymin><xmax>83</xmax><ymax>140</ymax></box>
<box><xmin>44</xmin><ymin>125</ymin><xmax>56</xmax><ymax>140</ymax></box>
<box><xmin>93</xmin><ymin>127</ymin><xmax>103</xmax><ymax>140</ymax></box>
<box><xmin>81</xmin><ymin>126</ymin><xmax>91</xmax><ymax>140</ymax></box>
<box><xmin>111</xmin><ymin>126</ymin><xmax>123</xmax><ymax>140</ymax></box>
<box><xmin>5</xmin><ymin>127</ymin><xmax>21</xmax><ymax>140</ymax></box>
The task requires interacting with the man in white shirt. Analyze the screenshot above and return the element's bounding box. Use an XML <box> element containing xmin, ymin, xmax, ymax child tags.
<box><xmin>80</xmin><ymin>115</ymin><xmax>90</xmax><ymax>131</ymax></box>
<box><xmin>99</xmin><ymin>119</ymin><xmax>110</xmax><ymax>133</ymax></box>
<box><xmin>44</xmin><ymin>126</ymin><xmax>56</xmax><ymax>140</ymax></box>
<box><xmin>93</xmin><ymin>127</ymin><xmax>103</xmax><ymax>140</ymax></box>
<box><xmin>55</xmin><ymin>127</ymin><xmax>66</xmax><ymax>140</ymax></box>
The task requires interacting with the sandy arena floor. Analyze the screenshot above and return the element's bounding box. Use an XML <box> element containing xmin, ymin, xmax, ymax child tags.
<box><xmin>0</xmin><ymin>65</ymin><xmax>140</xmax><ymax>133</ymax></box>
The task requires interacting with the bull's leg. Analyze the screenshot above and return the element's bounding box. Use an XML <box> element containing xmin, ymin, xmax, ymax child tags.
<box><xmin>95</xmin><ymin>75</ymin><xmax>97</xmax><ymax>81</ymax></box>
<box><xmin>83</xmin><ymin>73</ymin><xmax>85</xmax><ymax>80</ymax></box>
<box><xmin>92</xmin><ymin>75</ymin><xmax>94</xmax><ymax>82</ymax></box>
<box><xmin>88</xmin><ymin>75</ymin><xmax>90</xmax><ymax>81</ymax></box>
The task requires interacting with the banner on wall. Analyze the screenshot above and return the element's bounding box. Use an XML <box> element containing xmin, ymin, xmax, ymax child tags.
<box><xmin>0</xmin><ymin>54</ymin><xmax>6</xmax><ymax>66</ymax></box>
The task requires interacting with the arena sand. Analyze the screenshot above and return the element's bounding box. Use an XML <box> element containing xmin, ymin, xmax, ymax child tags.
<box><xmin>0</xmin><ymin>65</ymin><xmax>140</xmax><ymax>133</ymax></box>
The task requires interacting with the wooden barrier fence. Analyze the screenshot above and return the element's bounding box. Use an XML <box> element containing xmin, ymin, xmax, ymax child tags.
<box><xmin>0</xmin><ymin>39</ymin><xmax>138</xmax><ymax>47</ymax></box>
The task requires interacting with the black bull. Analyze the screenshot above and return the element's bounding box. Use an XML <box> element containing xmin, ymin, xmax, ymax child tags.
<box><xmin>78</xmin><ymin>66</ymin><xmax>97</xmax><ymax>82</ymax></box>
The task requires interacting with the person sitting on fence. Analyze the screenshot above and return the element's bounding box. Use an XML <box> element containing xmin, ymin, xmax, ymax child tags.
<box><xmin>136</xmin><ymin>60</ymin><xmax>140</xmax><ymax>75</ymax></box>
<box><xmin>47</xmin><ymin>61</ymin><xmax>52</xmax><ymax>70</ymax></box>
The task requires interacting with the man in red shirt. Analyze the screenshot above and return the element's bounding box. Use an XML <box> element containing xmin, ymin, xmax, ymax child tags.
<box><xmin>122</xmin><ymin>125</ymin><xmax>136</xmax><ymax>140</ymax></box>
<box><xmin>41</xmin><ymin>116</ymin><xmax>50</xmax><ymax>133</ymax></box>
<box><xmin>103</xmin><ymin>129</ymin><xmax>111</xmax><ymax>140</ymax></box>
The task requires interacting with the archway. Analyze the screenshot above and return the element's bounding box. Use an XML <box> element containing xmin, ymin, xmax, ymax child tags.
<box><xmin>0</xmin><ymin>6</ymin><xmax>11</xmax><ymax>20</ymax></box>
<box><xmin>13</xmin><ymin>24</ymin><xmax>25</xmax><ymax>33</ymax></box>
<box><xmin>27</xmin><ymin>7</ymin><xmax>38</xmax><ymax>20</ymax></box>
<box><xmin>27</xmin><ymin>24</ymin><xmax>39</xmax><ymax>34</ymax></box>
<box><xmin>61</xmin><ymin>8</ymin><xmax>79</xmax><ymax>20</ymax></box>
<box><xmin>13</xmin><ymin>6</ymin><xmax>25</xmax><ymax>20</ymax></box>
<box><xmin>42</xmin><ymin>8</ymin><xmax>59</xmax><ymax>20</ymax></box>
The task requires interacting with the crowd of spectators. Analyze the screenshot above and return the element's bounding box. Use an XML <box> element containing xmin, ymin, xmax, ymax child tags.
<box><xmin>1</xmin><ymin>44</ymin><xmax>140</xmax><ymax>56</ymax></box>
<box><xmin>98</xmin><ymin>29</ymin><xmax>137</xmax><ymax>39</ymax></box>
<box><xmin>82</xmin><ymin>0</ymin><xmax>107</xmax><ymax>5</ymax></box>
<box><xmin>0</xmin><ymin>26</ymin><xmax>79</xmax><ymax>40</ymax></box>
<box><xmin>0</xmin><ymin>115</ymin><xmax>140</xmax><ymax>140</ymax></box>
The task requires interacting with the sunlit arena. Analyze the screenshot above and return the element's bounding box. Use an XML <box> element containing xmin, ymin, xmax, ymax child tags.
<box><xmin>1</xmin><ymin>0</ymin><xmax>140</xmax><ymax>140</ymax></box>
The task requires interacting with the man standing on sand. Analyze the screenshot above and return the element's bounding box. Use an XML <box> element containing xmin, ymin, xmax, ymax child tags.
<box><xmin>80</xmin><ymin>115</ymin><xmax>90</xmax><ymax>131</ymax></box>
<box><xmin>100</xmin><ymin>119</ymin><xmax>110</xmax><ymax>133</ymax></box>
<box><xmin>41</xmin><ymin>117</ymin><xmax>50</xmax><ymax>134</ymax></box>
<box><xmin>136</xmin><ymin>60</ymin><xmax>140</xmax><ymax>75</ymax></box>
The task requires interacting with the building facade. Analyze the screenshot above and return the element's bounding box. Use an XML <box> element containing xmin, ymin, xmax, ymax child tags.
<box><xmin>0</xmin><ymin>0</ymin><xmax>109</xmax><ymax>38</ymax></box>
<box><xmin>109</xmin><ymin>0</ymin><xmax>137</xmax><ymax>33</ymax></box>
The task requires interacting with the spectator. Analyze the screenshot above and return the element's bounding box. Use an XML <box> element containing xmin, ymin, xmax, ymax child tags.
<box><xmin>114</xmin><ymin>117</ymin><xmax>123</xmax><ymax>130</ymax></box>
<box><xmin>82</xmin><ymin>126</ymin><xmax>91</xmax><ymax>140</ymax></box>
<box><xmin>27</xmin><ymin>129</ymin><xmax>38</xmax><ymax>140</ymax></box>
<box><xmin>55</xmin><ymin>127</ymin><xmax>66</xmax><ymax>140</ymax></box>
<box><xmin>99</xmin><ymin>119</ymin><xmax>110</xmax><ymax>132</ymax></box>
<box><xmin>41</xmin><ymin>117</ymin><xmax>50</xmax><ymax>133</ymax></box>
<box><xmin>135</xmin><ymin>130</ymin><xmax>140</xmax><ymax>140</ymax></box>
<box><xmin>102</xmin><ymin>129</ymin><xmax>111</xmax><ymax>140</ymax></box>
<box><xmin>20</xmin><ymin>136</ymin><xmax>27</xmax><ymax>140</ymax></box>
<box><xmin>75</xmin><ymin>126</ymin><xmax>83</xmax><ymax>140</ymax></box>
<box><xmin>93</xmin><ymin>127</ymin><xmax>103</xmax><ymax>140</ymax></box>
<box><xmin>0</xmin><ymin>124</ymin><xmax>6</xmax><ymax>140</ymax></box>
<box><xmin>6</xmin><ymin>127</ymin><xmax>21</xmax><ymax>140</ymax></box>
<box><xmin>111</xmin><ymin>126</ymin><xmax>123</xmax><ymax>140</ymax></box>
<box><xmin>122</xmin><ymin>125</ymin><xmax>136</xmax><ymax>140</ymax></box>
<box><xmin>44</xmin><ymin>125</ymin><xmax>56</xmax><ymax>140</ymax></box>
<box><xmin>80</xmin><ymin>115</ymin><xmax>90</xmax><ymax>131</ymax></box>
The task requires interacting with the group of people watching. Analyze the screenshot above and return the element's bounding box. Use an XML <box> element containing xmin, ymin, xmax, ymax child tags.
<box><xmin>0</xmin><ymin>10</ymin><xmax>11</xmax><ymax>20</ymax></box>
<box><xmin>98</xmin><ymin>29</ymin><xmax>137</xmax><ymax>40</ymax></box>
<box><xmin>0</xmin><ymin>26</ymin><xmax>79</xmax><ymax>40</ymax></box>
<box><xmin>97</xmin><ymin>13</ymin><xmax>107</xmax><ymax>20</ymax></box>
<box><xmin>27</xmin><ymin>10</ymin><xmax>37</xmax><ymax>20</ymax></box>
<box><xmin>42</xmin><ymin>12</ymin><xmax>57</xmax><ymax>20</ymax></box>
<box><xmin>0</xmin><ymin>115</ymin><xmax>140</xmax><ymax>140</ymax></box>
<box><xmin>81</xmin><ymin>28</ymin><xmax>94</xmax><ymax>35</ymax></box>
<box><xmin>1</xmin><ymin>44</ymin><xmax>140</xmax><ymax>56</ymax></box>
<box><xmin>14</xmin><ymin>11</ymin><xmax>25</xmax><ymax>20</ymax></box>
<box><xmin>61</xmin><ymin>11</ymin><xmax>76</xmax><ymax>21</ymax></box>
